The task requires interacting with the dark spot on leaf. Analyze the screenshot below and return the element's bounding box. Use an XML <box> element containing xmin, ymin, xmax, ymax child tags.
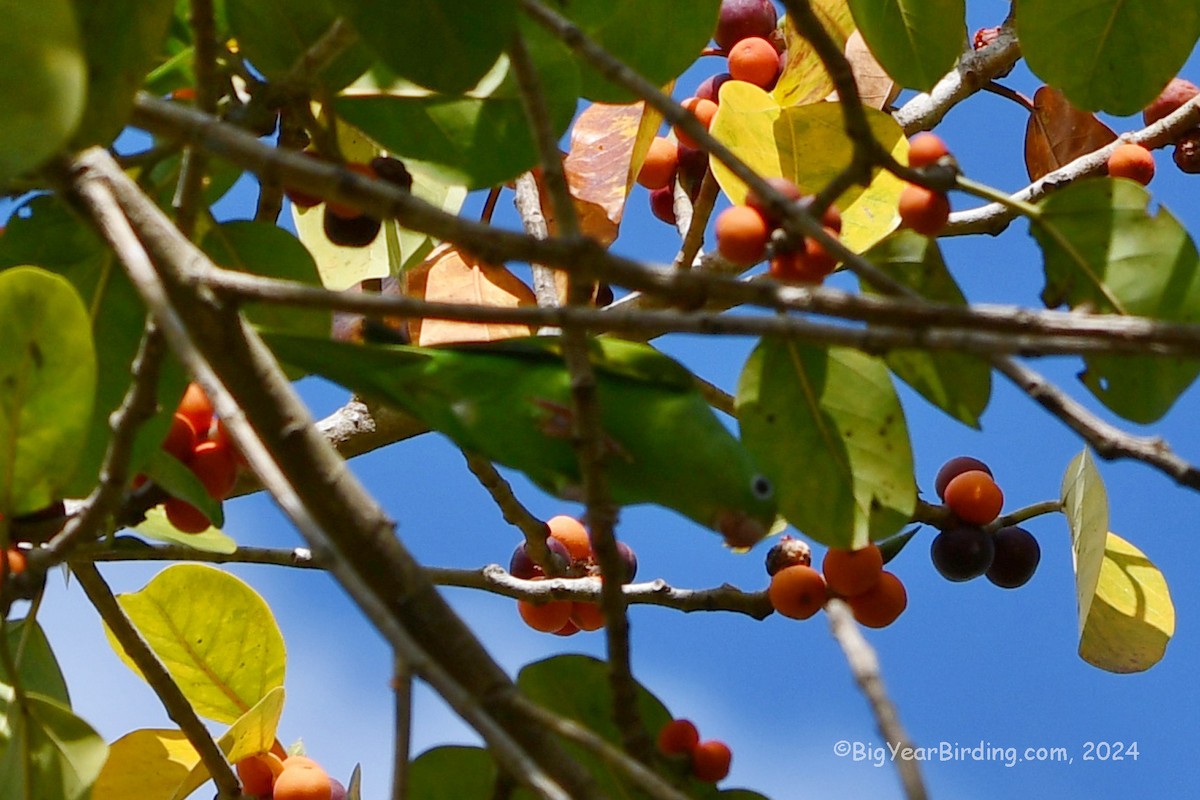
<box><xmin>29</xmin><ymin>342</ymin><xmax>43</xmax><ymax>369</ymax></box>
<box><xmin>765</xmin><ymin>413</ymin><xmax>776</xmax><ymax>424</ymax></box>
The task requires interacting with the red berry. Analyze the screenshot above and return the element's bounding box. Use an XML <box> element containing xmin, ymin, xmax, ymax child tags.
<box><xmin>164</xmin><ymin>497</ymin><xmax>212</xmax><ymax>534</ymax></box>
<box><xmin>190</xmin><ymin>439</ymin><xmax>238</xmax><ymax>501</ymax></box>
<box><xmin>649</xmin><ymin>186</ymin><xmax>677</xmax><ymax>225</ymax></box>
<box><xmin>657</xmin><ymin>719</ymin><xmax>700</xmax><ymax>756</ymax></box>
<box><xmin>162</xmin><ymin>413</ymin><xmax>198</xmax><ymax>464</ymax></box>
<box><xmin>943</xmin><ymin>470</ymin><xmax>1004</xmax><ymax>525</ymax></box>
<box><xmin>177</xmin><ymin>383</ymin><xmax>214</xmax><ymax>438</ymax></box>
<box><xmin>1143</xmin><ymin>78</ymin><xmax>1200</xmax><ymax>126</ymax></box>
<box><xmin>691</xmin><ymin>740</ymin><xmax>732</xmax><ymax>783</ymax></box>
<box><xmin>907</xmin><ymin>132</ymin><xmax>950</xmax><ymax>169</ymax></box>
<box><xmin>1107</xmin><ymin>143</ymin><xmax>1155</xmax><ymax>185</ymax></box>
<box><xmin>897</xmin><ymin>184</ymin><xmax>950</xmax><ymax>236</ymax></box>
<box><xmin>326</xmin><ymin>162</ymin><xmax>377</xmax><ymax>219</ymax></box>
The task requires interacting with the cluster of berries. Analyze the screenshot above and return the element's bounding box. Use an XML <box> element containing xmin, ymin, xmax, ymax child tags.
<box><xmin>929</xmin><ymin>457</ymin><xmax>1040</xmax><ymax>588</ymax></box>
<box><xmin>510</xmin><ymin>515</ymin><xmax>637</xmax><ymax>636</ymax></box>
<box><xmin>766</xmin><ymin>538</ymin><xmax>907</xmax><ymax>628</ymax></box>
<box><xmin>713</xmin><ymin>177</ymin><xmax>844</xmax><ymax>283</ymax></box>
<box><xmin>285</xmin><ymin>155</ymin><xmax>412</xmax><ymax>248</ymax></box>
<box><xmin>637</xmin><ymin>0</ymin><xmax>784</xmax><ymax>226</ymax></box>
<box><xmin>897</xmin><ymin>132</ymin><xmax>954</xmax><ymax>237</ymax></box>
<box><xmin>656</xmin><ymin>718</ymin><xmax>732</xmax><ymax>784</ymax></box>
<box><xmin>149</xmin><ymin>383</ymin><xmax>243</xmax><ymax>533</ymax></box>
<box><xmin>1143</xmin><ymin>78</ymin><xmax>1200</xmax><ymax>174</ymax></box>
<box><xmin>236</xmin><ymin>750</ymin><xmax>346</xmax><ymax>800</ymax></box>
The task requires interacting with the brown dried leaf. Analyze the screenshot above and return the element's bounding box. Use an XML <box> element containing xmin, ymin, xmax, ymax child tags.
<box><xmin>830</xmin><ymin>30</ymin><xmax>900</xmax><ymax>110</ymax></box>
<box><xmin>1025</xmin><ymin>86</ymin><xmax>1118</xmax><ymax>182</ymax></box>
<box><xmin>404</xmin><ymin>244</ymin><xmax>537</xmax><ymax>346</ymax></box>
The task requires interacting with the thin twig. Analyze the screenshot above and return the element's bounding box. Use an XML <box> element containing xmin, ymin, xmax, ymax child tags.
<box><xmin>74</xmin><ymin>562</ymin><xmax>243</xmax><ymax>799</ymax></box>
<box><xmin>41</xmin><ymin>325</ymin><xmax>167</xmax><ymax>562</ymax></box>
<box><xmin>172</xmin><ymin>0</ymin><xmax>219</xmax><ymax>237</ymax></box>
<box><xmin>826</xmin><ymin>599</ymin><xmax>927</xmax><ymax>800</ymax></box>
<box><xmin>391</xmin><ymin>656</ymin><xmax>412</xmax><ymax>800</ymax></box>
<box><xmin>462</xmin><ymin>453</ymin><xmax>565</xmax><ymax>576</ymax></box>
<box><xmin>513</xmin><ymin>173</ymin><xmax>562</xmax><ymax>312</ymax></box>
<box><xmin>673</xmin><ymin>169</ymin><xmax>718</xmax><ymax>271</ymax></box>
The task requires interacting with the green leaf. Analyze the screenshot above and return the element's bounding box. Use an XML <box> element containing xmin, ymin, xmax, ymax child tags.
<box><xmin>140</xmin><ymin>449</ymin><xmax>226</xmax><ymax>530</ymax></box>
<box><xmin>772</xmin><ymin>0</ymin><xmax>857</xmax><ymax>107</ymax></box>
<box><xmin>105</xmin><ymin>564</ymin><xmax>285</xmax><ymax>724</ymax></box>
<box><xmin>0</xmin><ymin>197</ymin><xmax>189</xmax><ymax>499</ymax></box>
<box><xmin>335</xmin><ymin>22</ymin><xmax>579</xmax><ymax>190</ymax></box>
<box><xmin>1061</xmin><ymin>449</ymin><xmax>1109</xmax><ymax>634</ymax></box>
<box><xmin>333</xmin><ymin>0</ymin><xmax>516</xmax><ymax>94</ymax></box>
<box><xmin>1016</xmin><ymin>0</ymin><xmax>1200</xmax><ymax>115</ymax></box>
<box><xmin>227</xmin><ymin>0</ymin><xmax>372</xmax><ymax>90</ymax></box>
<box><xmin>69</xmin><ymin>0</ymin><xmax>175</xmax><ymax>147</ymax></box>
<box><xmin>709</xmin><ymin>83</ymin><xmax>905</xmax><ymax>253</ymax></box>
<box><xmin>557</xmin><ymin>0</ymin><xmax>721</xmax><ymax>103</ymax></box>
<box><xmin>737</xmin><ymin>339</ymin><xmax>916</xmax><ymax>548</ymax></box>
<box><xmin>2</xmin><ymin>619</ymin><xmax>70</xmax><ymax>706</ymax></box>
<box><xmin>1078</xmin><ymin>532</ymin><xmax>1175</xmax><ymax>673</ymax></box>
<box><xmin>0</xmin><ymin>267</ymin><xmax>97</xmax><ymax>515</ymax></box>
<box><xmin>861</xmin><ymin>230</ymin><xmax>991</xmax><ymax>427</ymax></box>
<box><xmin>407</xmin><ymin>746</ymin><xmax>496</xmax><ymax>800</ymax></box>
<box><xmin>848</xmin><ymin>0</ymin><xmax>964</xmax><ymax>91</ymax></box>
<box><xmin>200</xmin><ymin>221</ymin><xmax>330</xmax><ymax>340</ymax></box>
<box><xmin>0</xmin><ymin>0</ymin><xmax>86</xmax><ymax>187</ymax></box>
<box><xmin>0</xmin><ymin>687</ymin><xmax>107</xmax><ymax>800</ymax></box>
<box><xmin>1033</xmin><ymin>178</ymin><xmax>1200</xmax><ymax>422</ymax></box>
<box><xmin>131</xmin><ymin>507</ymin><xmax>237</xmax><ymax>553</ymax></box>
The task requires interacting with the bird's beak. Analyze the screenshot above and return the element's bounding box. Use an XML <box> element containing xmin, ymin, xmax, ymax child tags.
<box><xmin>715</xmin><ymin>511</ymin><xmax>768</xmax><ymax>550</ymax></box>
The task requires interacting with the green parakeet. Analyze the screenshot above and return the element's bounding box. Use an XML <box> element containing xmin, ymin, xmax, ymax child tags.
<box><xmin>264</xmin><ymin>332</ymin><xmax>776</xmax><ymax>547</ymax></box>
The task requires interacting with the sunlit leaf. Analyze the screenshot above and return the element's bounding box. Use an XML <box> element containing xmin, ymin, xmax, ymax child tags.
<box><xmin>0</xmin><ymin>0</ymin><xmax>86</xmax><ymax>187</ymax></box>
<box><xmin>1034</xmin><ymin>179</ymin><xmax>1200</xmax><ymax>422</ymax></box>
<box><xmin>773</xmin><ymin>0</ymin><xmax>856</xmax><ymax>107</ymax></box>
<box><xmin>0</xmin><ymin>687</ymin><xmax>107</xmax><ymax>800</ymax></box>
<box><xmin>1078</xmin><ymin>532</ymin><xmax>1175</xmax><ymax>673</ymax></box>
<box><xmin>92</xmin><ymin>729</ymin><xmax>199</xmax><ymax>800</ymax></box>
<box><xmin>404</xmin><ymin>244</ymin><xmax>536</xmax><ymax>346</ymax></box>
<box><xmin>737</xmin><ymin>339</ymin><xmax>916</xmax><ymax>548</ymax></box>
<box><xmin>70</xmin><ymin>0</ymin><xmax>175</xmax><ymax>146</ymax></box>
<box><xmin>848</xmin><ymin>0</ymin><xmax>965</xmax><ymax>92</ymax></box>
<box><xmin>105</xmin><ymin>564</ymin><xmax>285</xmax><ymax>724</ymax></box>
<box><xmin>1024</xmin><ymin>86</ymin><xmax>1117</xmax><ymax>182</ymax></box>
<box><xmin>710</xmin><ymin>82</ymin><xmax>905</xmax><ymax>253</ymax></box>
<box><xmin>1017</xmin><ymin>0</ymin><xmax>1200</xmax><ymax>115</ymax></box>
<box><xmin>132</xmin><ymin>506</ymin><xmax>236</xmax><ymax>554</ymax></box>
<box><xmin>171</xmin><ymin>687</ymin><xmax>287</xmax><ymax>800</ymax></box>
<box><xmin>0</xmin><ymin>267</ymin><xmax>96</xmax><ymax>515</ymax></box>
<box><xmin>861</xmin><ymin>230</ymin><xmax>991</xmax><ymax>427</ymax></box>
<box><xmin>1061</xmin><ymin>449</ymin><xmax>1109</xmax><ymax>632</ymax></box>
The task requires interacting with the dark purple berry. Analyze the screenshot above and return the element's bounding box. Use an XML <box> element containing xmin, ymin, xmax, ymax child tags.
<box><xmin>931</xmin><ymin>525</ymin><xmax>994</xmax><ymax>582</ymax></box>
<box><xmin>764</xmin><ymin>535</ymin><xmax>812</xmax><ymax>575</ymax></box>
<box><xmin>986</xmin><ymin>526</ymin><xmax>1040</xmax><ymax>588</ymax></box>
<box><xmin>369</xmin><ymin>156</ymin><xmax>413</xmax><ymax>192</ymax></box>
<box><xmin>323</xmin><ymin>209</ymin><xmax>382</xmax><ymax>248</ymax></box>
<box><xmin>715</xmin><ymin>0</ymin><xmax>778</xmax><ymax>51</ymax></box>
<box><xmin>649</xmin><ymin>186</ymin><xmax>676</xmax><ymax>225</ymax></box>
<box><xmin>696</xmin><ymin>73</ymin><xmax>732</xmax><ymax>104</ymax></box>
<box><xmin>616</xmin><ymin>541</ymin><xmax>638</xmax><ymax>583</ymax></box>
<box><xmin>510</xmin><ymin>537</ymin><xmax>571</xmax><ymax>579</ymax></box>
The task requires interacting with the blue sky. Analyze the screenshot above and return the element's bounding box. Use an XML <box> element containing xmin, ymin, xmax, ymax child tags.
<box><xmin>11</xmin><ymin>1</ymin><xmax>1200</xmax><ymax>797</ymax></box>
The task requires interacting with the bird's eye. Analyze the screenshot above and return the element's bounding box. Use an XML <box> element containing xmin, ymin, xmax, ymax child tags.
<box><xmin>751</xmin><ymin>475</ymin><xmax>773</xmax><ymax>500</ymax></box>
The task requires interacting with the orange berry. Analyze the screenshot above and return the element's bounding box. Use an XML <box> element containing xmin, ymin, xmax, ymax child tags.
<box><xmin>637</xmin><ymin>137</ymin><xmax>679</xmax><ymax>190</ymax></box>
<box><xmin>237</xmin><ymin>753</ymin><xmax>285</xmax><ymax>797</ymax></box>
<box><xmin>189</xmin><ymin>439</ymin><xmax>238</xmax><ymax>500</ymax></box>
<box><xmin>282</xmin><ymin>756</ymin><xmax>322</xmax><ymax>771</ymax></box>
<box><xmin>847</xmin><ymin>571</ymin><xmax>907</xmax><ymax>628</ymax></box>
<box><xmin>162</xmin><ymin>413</ymin><xmax>198</xmax><ymax>464</ymax></box>
<box><xmin>1107</xmin><ymin>143</ymin><xmax>1155</xmax><ymax>185</ymax></box>
<box><xmin>1</xmin><ymin>548</ymin><xmax>26</xmax><ymax>590</ymax></box>
<box><xmin>570</xmin><ymin>601</ymin><xmax>606</xmax><ymax>631</ymax></box>
<box><xmin>177</xmin><ymin>383</ymin><xmax>214</xmax><ymax>438</ymax></box>
<box><xmin>897</xmin><ymin>184</ymin><xmax>950</xmax><ymax>236</ymax></box>
<box><xmin>325</xmin><ymin>162</ymin><xmax>377</xmax><ymax>219</ymax></box>
<box><xmin>517</xmin><ymin>598</ymin><xmax>574</xmax><ymax>633</ymax></box>
<box><xmin>163</xmin><ymin>497</ymin><xmax>211</xmax><ymax>533</ymax></box>
<box><xmin>171</xmin><ymin>86</ymin><xmax>197</xmax><ymax>102</ymax></box>
<box><xmin>657</xmin><ymin>719</ymin><xmax>700</xmax><ymax>756</ymax></box>
<box><xmin>274</xmin><ymin>758</ymin><xmax>332</xmax><ymax>800</ymax></box>
<box><xmin>213</xmin><ymin>419</ymin><xmax>248</xmax><ymax>468</ymax></box>
<box><xmin>822</xmin><ymin>545</ymin><xmax>883</xmax><ymax>597</ymax></box>
<box><xmin>691</xmin><ymin>740</ymin><xmax>732</xmax><ymax>783</ymax></box>
<box><xmin>547</xmin><ymin>515</ymin><xmax>591</xmax><ymax>561</ymax></box>
<box><xmin>907</xmin><ymin>132</ymin><xmax>950</xmax><ymax>168</ymax></box>
<box><xmin>727</xmin><ymin>36</ymin><xmax>780</xmax><ymax>88</ymax></box>
<box><xmin>767</xmin><ymin>564</ymin><xmax>827</xmax><ymax>620</ymax></box>
<box><xmin>943</xmin><ymin>470</ymin><xmax>1004</xmax><ymax>525</ymax></box>
<box><xmin>675</xmin><ymin>98</ymin><xmax>718</xmax><ymax>149</ymax></box>
<box><xmin>552</xmin><ymin>619</ymin><xmax>580</xmax><ymax>636</ymax></box>
<box><xmin>715</xmin><ymin>205</ymin><xmax>770</xmax><ymax>264</ymax></box>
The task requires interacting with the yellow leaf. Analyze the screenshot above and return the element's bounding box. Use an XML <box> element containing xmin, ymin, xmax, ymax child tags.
<box><xmin>772</xmin><ymin>0</ymin><xmax>856</xmax><ymax>107</ymax></box>
<box><xmin>92</xmin><ymin>730</ymin><xmax>199</xmax><ymax>800</ymax></box>
<box><xmin>1061</xmin><ymin>449</ymin><xmax>1109</xmax><ymax>632</ymax></box>
<box><xmin>709</xmin><ymin>82</ymin><xmax>906</xmax><ymax>253</ymax></box>
<box><xmin>133</xmin><ymin>507</ymin><xmax>237</xmax><ymax>554</ymax></box>
<box><xmin>104</xmin><ymin>565</ymin><xmax>285</xmax><ymax>724</ymax></box>
<box><xmin>1079</xmin><ymin>532</ymin><xmax>1175</xmax><ymax>673</ymax></box>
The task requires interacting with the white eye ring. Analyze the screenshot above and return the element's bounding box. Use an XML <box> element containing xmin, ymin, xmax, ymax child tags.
<box><xmin>751</xmin><ymin>475</ymin><xmax>773</xmax><ymax>500</ymax></box>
